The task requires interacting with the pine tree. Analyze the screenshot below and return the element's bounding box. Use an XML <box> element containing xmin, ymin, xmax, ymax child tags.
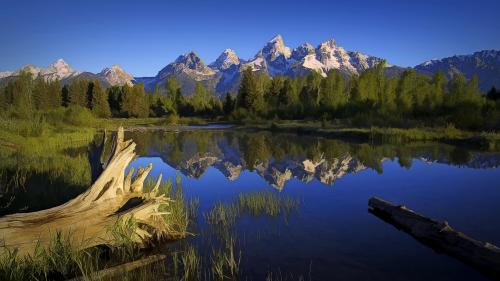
<box><xmin>223</xmin><ymin>93</ymin><xmax>235</xmax><ymax>115</ymax></box>
<box><xmin>237</xmin><ymin>67</ymin><xmax>265</xmax><ymax>114</ymax></box>
<box><xmin>107</xmin><ymin>86</ymin><xmax>123</xmax><ymax>116</ymax></box>
<box><xmin>7</xmin><ymin>71</ymin><xmax>35</xmax><ymax>118</ymax></box>
<box><xmin>68</xmin><ymin>79</ymin><xmax>89</xmax><ymax>107</ymax></box>
<box><xmin>487</xmin><ymin>86</ymin><xmax>500</xmax><ymax>101</ymax></box>
<box><xmin>121</xmin><ymin>84</ymin><xmax>148</xmax><ymax>118</ymax></box>
<box><xmin>89</xmin><ymin>80</ymin><xmax>111</xmax><ymax>118</ymax></box>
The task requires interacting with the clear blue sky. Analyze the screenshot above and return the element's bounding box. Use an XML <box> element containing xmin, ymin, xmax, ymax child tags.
<box><xmin>1</xmin><ymin>0</ymin><xmax>499</xmax><ymax>77</ymax></box>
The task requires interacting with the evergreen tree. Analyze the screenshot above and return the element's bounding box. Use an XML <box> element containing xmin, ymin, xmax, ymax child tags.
<box><xmin>89</xmin><ymin>80</ymin><xmax>111</xmax><ymax>118</ymax></box>
<box><xmin>223</xmin><ymin>93</ymin><xmax>235</xmax><ymax>115</ymax></box>
<box><xmin>6</xmin><ymin>71</ymin><xmax>35</xmax><ymax>118</ymax></box>
<box><xmin>107</xmin><ymin>86</ymin><xmax>123</xmax><ymax>116</ymax></box>
<box><xmin>237</xmin><ymin>67</ymin><xmax>265</xmax><ymax>114</ymax></box>
<box><xmin>61</xmin><ymin>85</ymin><xmax>70</xmax><ymax>107</ymax></box>
<box><xmin>121</xmin><ymin>84</ymin><xmax>148</xmax><ymax>118</ymax></box>
<box><xmin>487</xmin><ymin>86</ymin><xmax>500</xmax><ymax>101</ymax></box>
<box><xmin>278</xmin><ymin>78</ymin><xmax>300</xmax><ymax>117</ymax></box>
<box><xmin>68</xmin><ymin>79</ymin><xmax>89</xmax><ymax>107</ymax></box>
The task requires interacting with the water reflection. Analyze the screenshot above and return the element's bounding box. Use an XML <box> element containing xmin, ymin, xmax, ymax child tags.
<box><xmin>127</xmin><ymin>130</ymin><xmax>500</xmax><ymax>190</ymax></box>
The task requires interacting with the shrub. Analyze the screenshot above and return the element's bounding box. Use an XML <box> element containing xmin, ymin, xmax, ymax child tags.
<box><xmin>63</xmin><ymin>106</ymin><xmax>95</xmax><ymax>126</ymax></box>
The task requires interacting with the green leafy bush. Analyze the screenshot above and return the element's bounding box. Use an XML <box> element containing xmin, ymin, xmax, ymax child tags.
<box><xmin>63</xmin><ymin>106</ymin><xmax>95</xmax><ymax>126</ymax></box>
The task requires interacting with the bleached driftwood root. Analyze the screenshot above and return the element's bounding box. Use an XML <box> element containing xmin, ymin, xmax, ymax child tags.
<box><xmin>369</xmin><ymin>196</ymin><xmax>500</xmax><ymax>278</ymax></box>
<box><xmin>0</xmin><ymin>127</ymin><xmax>173</xmax><ymax>256</ymax></box>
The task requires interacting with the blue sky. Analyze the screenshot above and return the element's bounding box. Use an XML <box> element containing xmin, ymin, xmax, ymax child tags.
<box><xmin>1</xmin><ymin>0</ymin><xmax>499</xmax><ymax>77</ymax></box>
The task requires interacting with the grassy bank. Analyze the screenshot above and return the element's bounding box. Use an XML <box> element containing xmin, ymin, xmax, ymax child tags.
<box><xmin>0</xmin><ymin>176</ymin><xmax>194</xmax><ymax>281</ymax></box>
<box><xmin>236</xmin><ymin>120</ymin><xmax>500</xmax><ymax>151</ymax></box>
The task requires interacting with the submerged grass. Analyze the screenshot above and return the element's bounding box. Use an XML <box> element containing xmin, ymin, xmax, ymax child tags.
<box><xmin>204</xmin><ymin>191</ymin><xmax>301</xmax><ymax>228</ymax></box>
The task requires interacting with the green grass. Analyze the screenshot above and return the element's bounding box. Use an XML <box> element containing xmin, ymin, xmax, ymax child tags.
<box><xmin>178</xmin><ymin>245</ymin><xmax>202</xmax><ymax>281</ymax></box>
<box><xmin>0</xmin><ymin>231</ymin><xmax>100</xmax><ymax>281</ymax></box>
<box><xmin>204</xmin><ymin>201</ymin><xmax>240</xmax><ymax>228</ymax></box>
<box><xmin>143</xmin><ymin>175</ymin><xmax>195</xmax><ymax>238</ymax></box>
<box><xmin>210</xmin><ymin>236</ymin><xmax>241</xmax><ymax>281</ymax></box>
<box><xmin>204</xmin><ymin>191</ymin><xmax>301</xmax><ymax>228</ymax></box>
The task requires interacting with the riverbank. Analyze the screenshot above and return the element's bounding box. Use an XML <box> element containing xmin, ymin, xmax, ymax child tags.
<box><xmin>235</xmin><ymin>120</ymin><xmax>500</xmax><ymax>151</ymax></box>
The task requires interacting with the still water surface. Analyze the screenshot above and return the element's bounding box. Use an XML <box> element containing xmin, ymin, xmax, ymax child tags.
<box><xmin>127</xmin><ymin>129</ymin><xmax>500</xmax><ymax>280</ymax></box>
<box><xmin>1</xmin><ymin>127</ymin><xmax>499</xmax><ymax>280</ymax></box>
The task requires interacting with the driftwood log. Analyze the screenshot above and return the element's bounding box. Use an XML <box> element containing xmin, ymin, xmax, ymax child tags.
<box><xmin>68</xmin><ymin>254</ymin><xmax>167</xmax><ymax>281</ymax></box>
<box><xmin>369</xmin><ymin>196</ymin><xmax>500</xmax><ymax>279</ymax></box>
<box><xmin>0</xmin><ymin>127</ymin><xmax>174</xmax><ymax>256</ymax></box>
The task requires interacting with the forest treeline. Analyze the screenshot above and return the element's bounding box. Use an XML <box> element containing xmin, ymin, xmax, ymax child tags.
<box><xmin>1</xmin><ymin>61</ymin><xmax>500</xmax><ymax>130</ymax></box>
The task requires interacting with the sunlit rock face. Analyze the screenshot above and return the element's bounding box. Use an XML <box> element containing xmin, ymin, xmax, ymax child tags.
<box><xmin>136</xmin><ymin>51</ymin><xmax>220</xmax><ymax>95</ymax></box>
<box><xmin>98</xmin><ymin>65</ymin><xmax>134</xmax><ymax>86</ymax></box>
<box><xmin>9</xmin><ymin>59</ymin><xmax>80</xmax><ymax>81</ymax></box>
<box><xmin>134</xmin><ymin>34</ymin><xmax>388</xmax><ymax>95</ymax></box>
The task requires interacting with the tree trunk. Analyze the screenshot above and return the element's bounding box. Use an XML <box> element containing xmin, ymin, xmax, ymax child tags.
<box><xmin>0</xmin><ymin>127</ymin><xmax>173</xmax><ymax>256</ymax></box>
<box><xmin>369</xmin><ymin>196</ymin><xmax>500</xmax><ymax>279</ymax></box>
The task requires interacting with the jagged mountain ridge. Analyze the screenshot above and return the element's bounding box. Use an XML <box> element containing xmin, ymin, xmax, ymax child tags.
<box><xmin>136</xmin><ymin>35</ymin><xmax>391</xmax><ymax>95</ymax></box>
<box><xmin>0</xmin><ymin>59</ymin><xmax>135</xmax><ymax>87</ymax></box>
<box><xmin>2</xmin><ymin>36</ymin><xmax>499</xmax><ymax>93</ymax></box>
<box><xmin>414</xmin><ymin>50</ymin><xmax>500</xmax><ymax>91</ymax></box>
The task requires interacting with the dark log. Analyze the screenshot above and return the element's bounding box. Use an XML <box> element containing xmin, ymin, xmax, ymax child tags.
<box><xmin>369</xmin><ymin>196</ymin><xmax>500</xmax><ymax>279</ymax></box>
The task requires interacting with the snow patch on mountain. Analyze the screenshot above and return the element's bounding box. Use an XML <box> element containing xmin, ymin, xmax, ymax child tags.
<box><xmin>98</xmin><ymin>65</ymin><xmax>134</xmax><ymax>86</ymax></box>
<box><xmin>210</xmin><ymin>49</ymin><xmax>241</xmax><ymax>71</ymax></box>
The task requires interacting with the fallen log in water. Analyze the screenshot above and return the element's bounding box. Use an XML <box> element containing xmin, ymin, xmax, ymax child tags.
<box><xmin>0</xmin><ymin>127</ymin><xmax>175</xmax><ymax>256</ymax></box>
<box><xmin>67</xmin><ymin>254</ymin><xmax>167</xmax><ymax>281</ymax></box>
<box><xmin>368</xmin><ymin>196</ymin><xmax>500</xmax><ymax>279</ymax></box>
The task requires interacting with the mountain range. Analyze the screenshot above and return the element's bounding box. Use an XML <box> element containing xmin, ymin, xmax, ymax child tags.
<box><xmin>1</xmin><ymin>35</ymin><xmax>499</xmax><ymax>93</ymax></box>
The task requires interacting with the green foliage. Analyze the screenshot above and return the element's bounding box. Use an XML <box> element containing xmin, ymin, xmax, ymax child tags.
<box><xmin>0</xmin><ymin>231</ymin><xmax>100</xmax><ymax>281</ymax></box>
<box><xmin>1</xmin><ymin>62</ymin><xmax>499</xmax><ymax>131</ymax></box>
<box><xmin>121</xmin><ymin>84</ymin><xmax>149</xmax><ymax>118</ymax></box>
<box><xmin>192</xmin><ymin>82</ymin><xmax>209</xmax><ymax>113</ymax></box>
<box><xmin>237</xmin><ymin>67</ymin><xmax>265</xmax><ymax>114</ymax></box>
<box><xmin>88</xmin><ymin>80</ymin><xmax>111</xmax><ymax>118</ymax></box>
<box><xmin>203</xmin><ymin>191</ymin><xmax>300</xmax><ymax>228</ymax></box>
<box><xmin>68</xmin><ymin>79</ymin><xmax>89</xmax><ymax>107</ymax></box>
<box><xmin>33</xmin><ymin>77</ymin><xmax>61</xmax><ymax>111</ymax></box>
<box><xmin>223</xmin><ymin>93</ymin><xmax>236</xmax><ymax>115</ymax></box>
<box><xmin>63</xmin><ymin>106</ymin><xmax>96</xmax><ymax>126</ymax></box>
<box><xmin>320</xmin><ymin>70</ymin><xmax>347</xmax><ymax>113</ymax></box>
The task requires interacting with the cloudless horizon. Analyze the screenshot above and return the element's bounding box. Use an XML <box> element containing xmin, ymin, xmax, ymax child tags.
<box><xmin>1</xmin><ymin>0</ymin><xmax>500</xmax><ymax>77</ymax></box>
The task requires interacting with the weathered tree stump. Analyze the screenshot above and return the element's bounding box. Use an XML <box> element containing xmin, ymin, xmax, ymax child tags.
<box><xmin>0</xmin><ymin>127</ymin><xmax>173</xmax><ymax>256</ymax></box>
<box><xmin>369</xmin><ymin>196</ymin><xmax>500</xmax><ymax>279</ymax></box>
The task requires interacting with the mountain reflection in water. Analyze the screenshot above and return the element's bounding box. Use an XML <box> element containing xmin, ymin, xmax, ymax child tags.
<box><xmin>127</xmin><ymin>130</ymin><xmax>500</xmax><ymax>190</ymax></box>
<box><xmin>1</xmin><ymin>128</ymin><xmax>500</xmax><ymax>280</ymax></box>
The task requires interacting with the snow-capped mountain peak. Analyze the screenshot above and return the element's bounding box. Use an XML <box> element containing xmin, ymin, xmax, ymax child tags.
<box><xmin>291</xmin><ymin>43</ymin><xmax>315</xmax><ymax>60</ymax></box>
<box><xmin>259</xmin><ymin>34</ymin><xmax>291</xmax><ymax>61</ymax></box>
<box><xmin>210</xmin><ymin>49</ymin><xmax>240</xmax><ymax>71</ymax></box>
<box><xmin>318</xmin><ymin>39</ymin><xmax>337</xmax><ymax>50</ymax></box>
<box><xmin>39</xmin><ymin>58</ymin><xmax>77</xmax><ymax>79</ymax></box>
<box><xmin>98</xmin><ymin>64</ymin><xmax>134</xmax><ymax>86</ymax></box>
<box><xmin>174</xmin><ymin>52</ymin><xmax>206</xmax><ymax>69</ymax></box>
